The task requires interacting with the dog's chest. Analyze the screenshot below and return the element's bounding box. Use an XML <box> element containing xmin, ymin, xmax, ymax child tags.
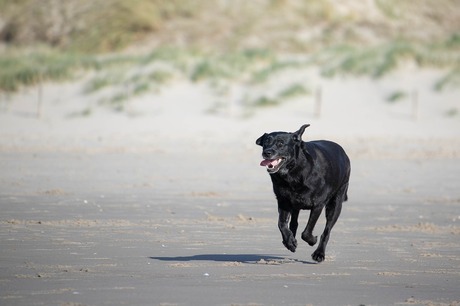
<box><xmin>275</xmin><ymin>183</ymin><xmax>316</xmax><ymax>209</ymax></box>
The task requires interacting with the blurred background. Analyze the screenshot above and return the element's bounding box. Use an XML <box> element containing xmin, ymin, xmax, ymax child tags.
<box><xmin>0</xmin><ymin>0</ymin><xmax>459</xmax><ymax>150</ymax></box>
<box><xmin>1</xmin><ymin>0</ymin><xmax>459</xmax><ymax>53</ymax></box>
<box><xmin>1</xmin><ymin>3</ymin><xmax>460</xmax><ymax>305</ymax></box>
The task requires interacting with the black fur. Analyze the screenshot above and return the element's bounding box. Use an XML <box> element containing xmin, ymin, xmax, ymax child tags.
<box><xmin>256</xmin><ymin>124</ymin><xmax>351</xmax><ymax>262</ymax></box>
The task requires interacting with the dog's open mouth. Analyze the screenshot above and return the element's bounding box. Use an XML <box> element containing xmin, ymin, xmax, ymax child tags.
<box><xmin>260</xmin><ymin>158</ymin><xmax>285</xmax><ymax>173</ymax></box>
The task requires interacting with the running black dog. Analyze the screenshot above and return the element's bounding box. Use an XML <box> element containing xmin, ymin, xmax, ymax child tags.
<box><xmin>256</xmin><ymin>124</ymin><xmax>351</xmax><ymax>262</ymax></box>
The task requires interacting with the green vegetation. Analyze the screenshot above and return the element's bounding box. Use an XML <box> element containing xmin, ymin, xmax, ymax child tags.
<box><xmin>190</xmin><ymin>49</ymin><xmax>275</xmax><ymax>83</ymax></box>
<box><xmin>386</xmin><ymin>90</ymin><xmax>407</xmax><ymax>103</ymax></box>
<box><xmin>0</xmin><ymin>0</ymin><xmax>200</xmax><ymax>53</ymax></box>
<box><xmin>445</xmin><ymin>108</ymin><xmax>458</xmax><ymax>117</ymax></box>
<box><xmin>0</xmin><ymin>48</ymin><xmax>96</xmax><ymax>92</ymax></box>
<box><xmin>0</xmin><ymin>0</ymin><xmax>459</xmax><ymax>113</ymax></box>
<box><xmin>246</xmin><ymin>83</ymin><xmax>311</xmax><ymax>109</ymax></box>
<box><xmin>251</xmin><ymin>96</ymin><xmax>280</xmax><ymax>108</ymax></box>
<box><xmin>278</xmin><ymin>84</ymin><xmax>310</xmax><ymax>100</ymax></box>
<box><xmin>434</xmin><ymin>67</ymin><xmax>460</xmax><ymax>91</ymax></box>
<box><xmin>316</xmin><ymin>37</ymin><xmax>460</xmax><ymax>79</ymax></box>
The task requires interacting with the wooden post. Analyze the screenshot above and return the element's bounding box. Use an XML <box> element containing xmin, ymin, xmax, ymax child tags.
<box><xmin>411</xmin><ymin>89</ymin><xmax>419</xmax><ymax>121</ymax></box>
<box><xmin>315</xmin><ymin>85</ymin><xmax>322</xmax><ymax>118</ymax></box>
<box><xmin>37</xmin><ymin>73</ymin><xmax>43</xmax><ymax>119</ymax></box>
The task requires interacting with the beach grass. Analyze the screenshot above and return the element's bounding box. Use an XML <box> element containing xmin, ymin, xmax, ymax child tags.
<box><xmin>1</xmin><ymin>0</ymin><xmax>459</xmax><ymax>113</ymax></box>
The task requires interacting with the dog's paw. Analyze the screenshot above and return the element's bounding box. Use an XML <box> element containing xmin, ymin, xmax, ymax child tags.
<box><xmin>311</xmin><ymin>249</ymin><xmax>325</xmax><ymax>262</ymax></box>
<box><xmin>301</xmin><ymin>232</ymin><xmax>317</xmax><ymax>246</ymax></box>
<box><xmin>282</xmin><ymin>236</ymin><xmax>297</xmax><ymax>252</ymax></box>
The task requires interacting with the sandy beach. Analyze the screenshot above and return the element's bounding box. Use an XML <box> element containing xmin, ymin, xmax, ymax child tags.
<box><xmin>1</xmin><ymin>68</ymin><xmax>459</xmax><ymax>305</ymax></box>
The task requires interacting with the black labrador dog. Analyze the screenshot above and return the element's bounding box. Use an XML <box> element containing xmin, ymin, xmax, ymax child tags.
<box><xmin>256</xmin><ymin>124</ymin><xmax>350</xmax><ymax>262</ymax></box>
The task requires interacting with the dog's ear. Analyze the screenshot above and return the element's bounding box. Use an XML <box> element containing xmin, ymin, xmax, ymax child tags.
<box><xmin>292</xmin><ymin>124</ymin><xmax>310</xmax><ymax>142</ymax></box>
<box><xmin>256</xmin><ymin>133</ymin><xmax>267</xmax><ymax>146</ymax></box>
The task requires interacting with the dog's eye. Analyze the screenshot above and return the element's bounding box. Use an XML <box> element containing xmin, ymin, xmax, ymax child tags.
<box><xmin>277</xmin><ymin>141</ymin><xmax>284</xmax><ymax>147</ymax></box>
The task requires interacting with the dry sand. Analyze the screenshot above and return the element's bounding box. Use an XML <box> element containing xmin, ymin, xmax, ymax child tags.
<box><xmin>0</xmin><ymin>68</ymin><xmax>459</xmax><ymax>305</ymax></box>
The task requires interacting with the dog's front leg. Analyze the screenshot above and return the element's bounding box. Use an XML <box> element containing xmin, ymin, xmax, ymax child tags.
<box><xmin>278</xmin><ymin>208</ymin><xmax>297</xmax><ymax>252</ymax></box>
<box><xmin>289</xmin><ymin>209</ymin><xmax>300</xmax><ymax>237</ymax></box>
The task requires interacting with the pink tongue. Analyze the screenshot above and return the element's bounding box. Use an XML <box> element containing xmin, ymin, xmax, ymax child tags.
<box><xmin>260</xmin><ymin>159</ymin><xmax>279</xmax><ymax>167</ymax></box>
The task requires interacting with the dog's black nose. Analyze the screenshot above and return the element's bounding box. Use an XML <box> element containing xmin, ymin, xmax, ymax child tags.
<box><xmin>263</xmin><ymin>149</ymin><xmax>274</xmax><ymax>158</ymax></box>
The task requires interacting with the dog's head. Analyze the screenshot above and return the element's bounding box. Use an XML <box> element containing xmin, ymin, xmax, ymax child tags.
<box><xmin>256</xmin><ymin>124</ymin><xmax>310</xmax><ymax>174</ymax></box>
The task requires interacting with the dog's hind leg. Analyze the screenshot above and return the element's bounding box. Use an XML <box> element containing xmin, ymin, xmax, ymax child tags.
<box><xmin>311</xmin><ymin>187</ymin><xmax>346</xmax><ymax>262</ymax></box>
<box><xmin>301</xmin><ymin>206</ymin><xmax>322</xmax><ymax>246</ymax></box>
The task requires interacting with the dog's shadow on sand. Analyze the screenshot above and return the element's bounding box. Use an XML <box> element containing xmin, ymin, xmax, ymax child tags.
<box><xmin>150</xmin><ymin>254</ymin><xmax>315</xmax><ymax>264</ymax></box>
